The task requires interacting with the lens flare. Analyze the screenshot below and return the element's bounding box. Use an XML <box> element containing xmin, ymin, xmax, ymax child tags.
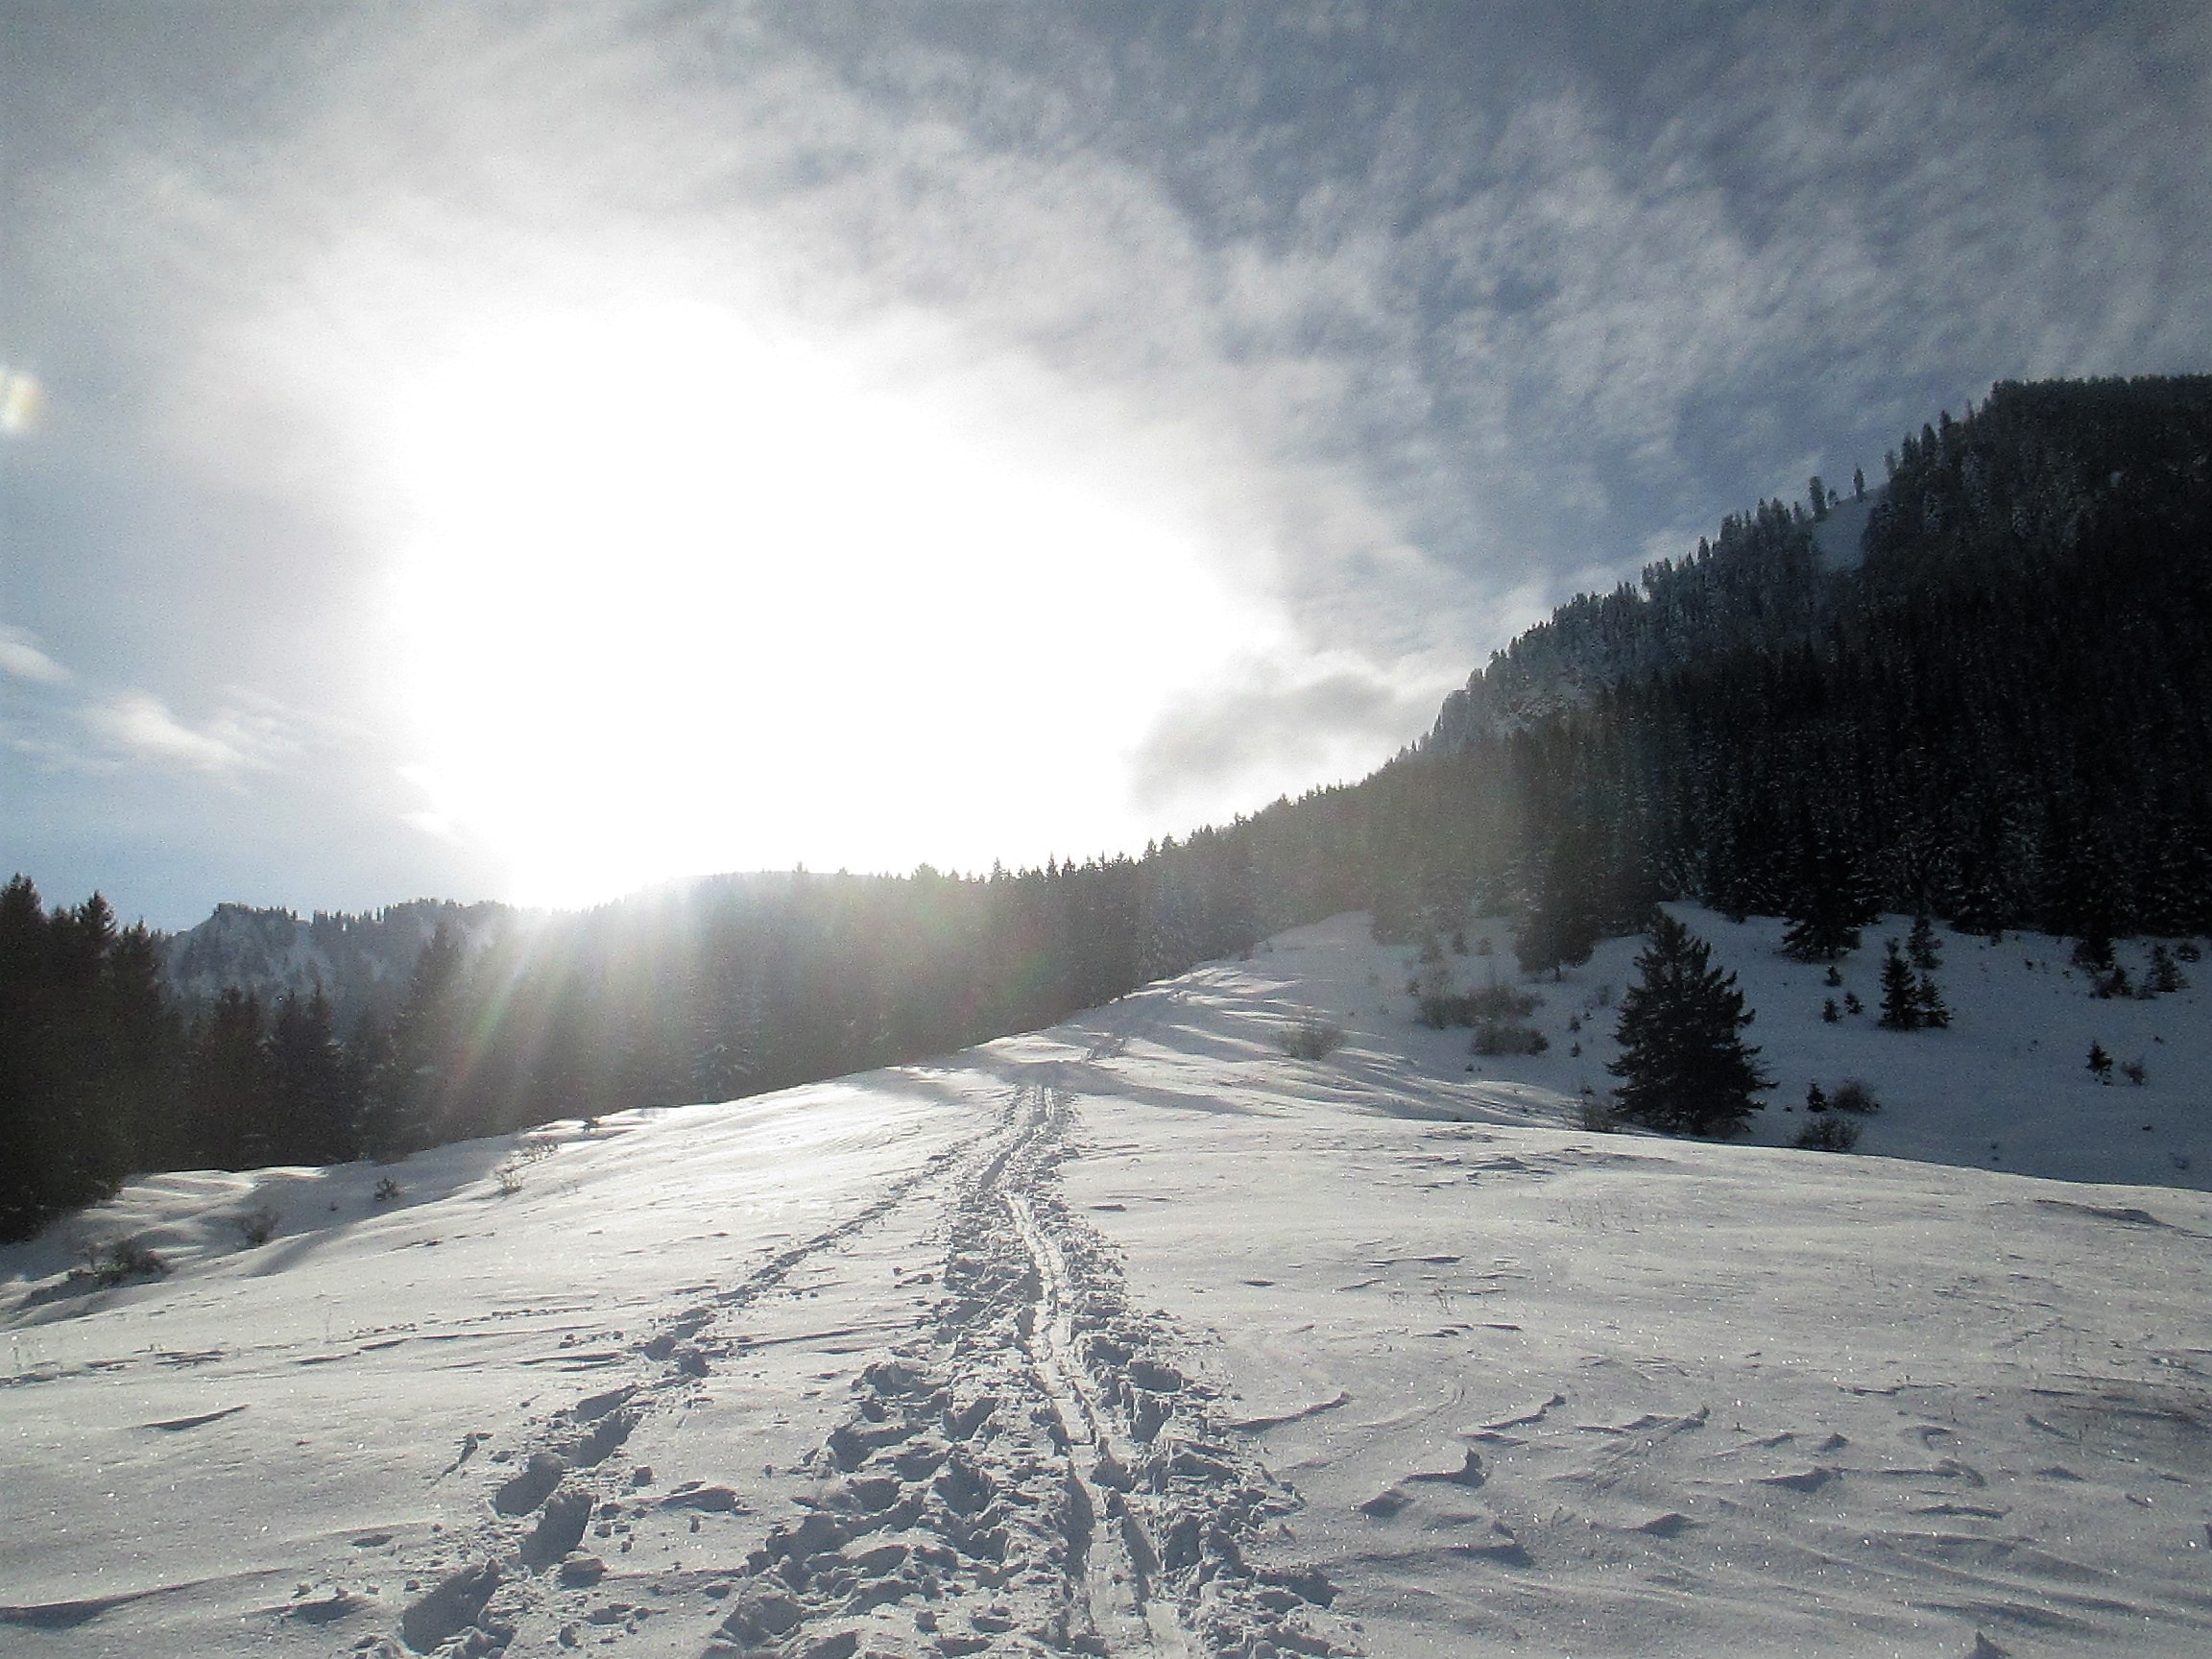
<box><xmin>0</xmin><ymin>366</ymin><xmax>44</xmax><ymax>436</ymax></box>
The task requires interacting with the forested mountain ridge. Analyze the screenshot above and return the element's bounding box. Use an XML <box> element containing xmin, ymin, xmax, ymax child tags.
<box><xmin>6</xmin><ymin>373</ymin><xmax>2208</xmax><ymax>1239</ymax></box>
<box><xmin>164</xmin><ymin>898</ymin><xmax>510</xmax><ymax>1028</ymax></box>
<box><xmin>1391</xmin><ymin>374</ymin><xmax>2212</xmax><ymax>943</ymax></box>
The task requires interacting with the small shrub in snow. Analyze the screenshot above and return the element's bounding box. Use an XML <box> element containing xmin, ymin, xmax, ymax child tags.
<box><xmin>1279</xmin><ymin>1018</ymin><xmax>1346</xmax><ymax>1061</ymax></box>
<box><xmin>1794</xmin><ymin>1117</ymin><xmax>1861</xmax><ymax>1152</ymax></box>
<box><xmin>1472</xmin><ymin>1020</ymin><xmax>1548</xmax><ymax>1057</ymax></box>
<box><xmin>1821</xmin><ymin>998</ymin><xmax>1839</xmax><ymax>1022</ymax></box>
<box><xmin>1576</xmin><ymin>1095</ymin><xmax>1618</xmax><ymax>1132</ymax></box>
<box><xmin>2087</xmin><ymin>1042</ymin><xmax>2113</xmax><ymax>1082</ymax></box>
<box><xmin>233</xmin><ymin>1205</ymin><xmax>281</xmax><ymax>1246</ymax></box>
<box><xmin>1805</xmin><ymin>1082</ymin><xmax>1828</xmax><ymax>1114</ymax></box>
<box><xmin>2177</xmin><ymin>940</ymin><xmax>2202</xmax><ymax>964</ymax></box>
<box><xmin>1829</xmin><ymin>1078</ymin><xmax>1880</xmax><ymax>1115</ymax></box>
<box><xmin>1842</xmin><ymin>991</ymin><xmax>1863</xmax><ymax>1016</ymax></box>
<box><xmin>373</xmin><ymin>1176</ymin><xmax>402</xmax><ymax>1203</ymax></box>
<box><xmin>493</xmin><ymin>1161</ymin><xmax>526</xmax><ymax>1197</ymax></box>
<box><xmin>1420</xmin><ymin>984</ymin><xmax>1542</xmax><ymax>1028</ymax></box>
<box><xmin>2121</xmin><ymin>1058</ymin><xmax>2148</xmax><ymax>1087</ymax></box>
<box><xmin>77</xmin><ymin>1237</ymin><xmax>169</xmax><ymax>1287</ymax></box>
<box><xmin>1470</xmin><ymin>985</ymin><xmax>1540</xmax><ymax>1019</ymax></box>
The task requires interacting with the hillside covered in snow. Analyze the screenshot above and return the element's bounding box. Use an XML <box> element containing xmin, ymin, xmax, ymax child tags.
<box><xmin>8</xmin><ymin>908</ymin><xmax>2209</xmax><ymax>1659</ymax></box>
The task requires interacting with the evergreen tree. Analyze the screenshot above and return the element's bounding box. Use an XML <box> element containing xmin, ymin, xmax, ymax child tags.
<box><xmin>2147</xmin><ymin>943</ymin><xmax>2186</xmax><ymax>994</ymax></box>
<box><xmin>187</xmin><ymin>989</ymin><xmax>270</xmax><ymax>1168</ymax></box>
<box><xmin>0</xmin><ymin>876</ymin><xmax>55</xmax><ymax>1237</ymax></box>
<box><xmin>1914</xmin><ymin>971</ymin><xmax>1951</xmax><ymax>1028</ymax></box>
<box><xmin>1513</xmin><ymin>843</ymin><xmax>1602</xmax><ymax>980</ymax></box>
<box><xmin>1907</xmin><ymin>914</ymin><xmax>1942</xmax><ymax>972</ymax></box>
<box><xmin>1608</xmin><ymin>911</ymin><xmax>1771</xmax><ymax>1136</ymax></box>
<box><xmin>362</xmin><ymin>926</ymin><xmax>468</xmax><ymax>1158</ymax></box>
<box><xmin>268</xmin><ymin>987</ymin><xmax>355</xmax><ymax>1163</ymax></box>
<box><xmin>1780</xmin><ymin>839</ymin><xmax>1877</xmax><ymax>962</ymax></box>
<box><xmin>1878</xmin><ymin>940</ymin><xmax>1922</xmax><ymax>1030</ymax></box>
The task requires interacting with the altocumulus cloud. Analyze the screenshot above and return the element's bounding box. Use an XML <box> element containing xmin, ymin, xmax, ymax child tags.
<box><xmin>4</xmin><ymin>1</ymin><xmax>2207</xmax><ymax>922</ymax></box>
<box><xmin>0</xmin><ymin>624</ymin><xmax>72</xmax><ymax>686</ymax></box>
<box><xmin>81</xmin><ymin>691</ymin><xmax>290</xmax><ymax>778</ymax></box>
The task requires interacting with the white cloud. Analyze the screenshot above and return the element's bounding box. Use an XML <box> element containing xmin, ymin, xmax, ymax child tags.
<box><xmin>10</xmin><ymin>2</ymin><xmax>2209</xmax><ymax>907</ymax></box>
<box><xmin>82</xmin><ymin>691</ymin><xmax>289</xmax><ymax>776</ymax></box>
<box><xmin>0</xmin><ymin>624</ymin><xmax>72</xmax><ymax>685</ymax></box>
<box><xmin>1131</xmin><ymin>661</ymin><xmax>1440</xmax><ymax>810</ymax></box>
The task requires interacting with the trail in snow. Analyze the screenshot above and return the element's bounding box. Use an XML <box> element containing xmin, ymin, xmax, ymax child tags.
<box><xmin>365</xmin><ymin>1075</ymin><xmax>1344</xmax><ymax>1657</ymax></box>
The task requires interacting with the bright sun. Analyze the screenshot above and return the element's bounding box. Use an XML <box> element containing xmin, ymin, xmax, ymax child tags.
<box><xmin>373</xmin><ymin>299</ymin><xmax>1278</xmax><ymax>907</ymax></box>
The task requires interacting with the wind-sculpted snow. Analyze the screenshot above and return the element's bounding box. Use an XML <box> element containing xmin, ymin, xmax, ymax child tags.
<box><xmin>6</xmin><ymin>911</ymin><xmax>2212</xmax><ymax>1656</ymax></box>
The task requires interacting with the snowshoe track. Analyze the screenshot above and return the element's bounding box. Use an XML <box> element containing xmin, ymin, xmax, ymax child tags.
<box><xmin>376</xmin><ymin>1118</ymin><xmax>995</xmax><ymax>1655</ymax></box>
<box><xmin>706</xmin><ymin>1079</ymin><xmax>1353</xmax><ymax>1658</ymax></box>
<box><xmin>374</xmin><ymin>1076</ymin><xmax>1348</xmax><ymax>1657</ymax></box>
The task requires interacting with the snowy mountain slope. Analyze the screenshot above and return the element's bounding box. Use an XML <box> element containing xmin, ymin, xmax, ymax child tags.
<box><xmin>6</xmin><ymin>913</ymin><xmax>2211</xmax><ymax>1658</ymax></box>
<box><xmin>1352</xmin><ymin>907</ymin><xmax>2212</xmax><ymax>1192</ymax></box>
<box><xmin>1811</xmin><ymin>488</ymin><xmax>1878</xmax><ymax>569</ymax></box>
<box><xmin>162</xmin><ymin>898</ymin><xmax>511</xmax><ymax>1022</ymax></box>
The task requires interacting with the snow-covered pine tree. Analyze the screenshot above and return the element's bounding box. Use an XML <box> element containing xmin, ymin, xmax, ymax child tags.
<box><xmin>1608</xmin><ymin>910</ymin><xmax>1770</xmax><ymax>1137</ymax></box>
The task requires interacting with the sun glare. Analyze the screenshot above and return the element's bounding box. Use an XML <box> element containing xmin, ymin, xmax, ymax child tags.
<box><xmin>376</xmin><ymin>300</ymin><xmax>1279</xmax><ymax>906</ymax></box>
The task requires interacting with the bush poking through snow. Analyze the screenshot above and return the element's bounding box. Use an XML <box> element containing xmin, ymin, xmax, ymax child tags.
<box><xmin>2121</xmin><ymin>1058</ymin><xmax>2148</xmax><ymax>1087</ymax></box>
<box><xmin>1576</xmin><ymin>1095</ymin><xmax>1618</xmax><ymax>1132</ymax></box>
<box><xmin>1830</xmin><ymin>1078</ymin><xmax>1881</xmax><ymax>1115</ymax></box>
<box><xmin>233</xmin><ymin>1205</ymin><xmax>282</xmax><ymax>1246</ymax></box>
<box><xmin>1419</xmin><ymin>984</ymin><xmax>1540</xmax><ymax>1028</ymax></box>
<box><xmin>1795</xmin><ymin>1116</ymin><xmax>1862</xmax><ymax>1152</ymax></box>
<box><xmin>1279</xmin><ymin>1018</ymin><xmax>1346</xmax><ymax>1061</ymax></box>
<box><xmin>1472</xmin><ymin>1021</ymin><xmax>1549</xmax><ymax>1056</ymax></box>
<box><xmin>373</xmin><ymin>1176</ymin><xmax>402</xmax><ymax>1203</ymax></box>
<box><xmin>493</xmin><ymin>1161</ymin><xmax>526</xmax><ymax>1197</ymax></box>
<box><xmin>75</xmin><ymin>1237</ymin><xmax>169</xmax><ymax>1287</ymax></box>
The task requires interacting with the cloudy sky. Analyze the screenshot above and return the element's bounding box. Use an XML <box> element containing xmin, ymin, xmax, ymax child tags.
<box><xmin>4</xmin><ymin>2</ymin><xmax>2206</xmax><ymax>927</ymax></box>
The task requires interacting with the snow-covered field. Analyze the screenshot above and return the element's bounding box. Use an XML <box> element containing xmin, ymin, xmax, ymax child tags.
<box><xmin>7</xmin><ymin>910</ymin><xmax>2212</xmax><ymax>1658</ymax></box>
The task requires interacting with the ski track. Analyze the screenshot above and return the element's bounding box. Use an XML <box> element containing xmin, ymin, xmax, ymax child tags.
<box><xmin>373</xmin><ymin>1064</ymin><xmax>1351</xmax><ymax>1658</ymax></box>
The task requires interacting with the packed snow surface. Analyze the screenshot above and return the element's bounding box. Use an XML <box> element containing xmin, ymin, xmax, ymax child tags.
<box><xmin>7</xmin><ymin>910</ymin><xmax>2211</xmax><ymax>1658</ymax></box>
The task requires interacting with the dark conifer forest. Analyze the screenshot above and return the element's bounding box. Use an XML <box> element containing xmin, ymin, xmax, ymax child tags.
<box><xmin>6</xmin><ymin>373</ymin><xmax>2209</xmax><ymax>1239</ymax></box>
